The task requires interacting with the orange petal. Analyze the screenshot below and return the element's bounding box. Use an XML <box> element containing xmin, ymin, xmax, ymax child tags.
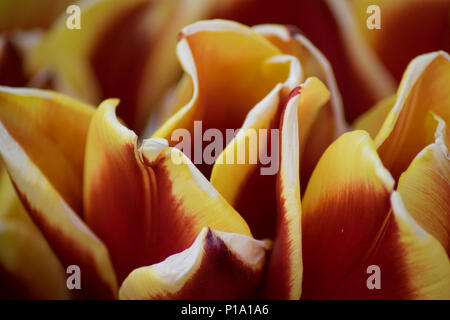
<box><xmin>0</xmin><ymin>120</ymin><xmax>117</xmax><ymax>299</ymax></box>
<box><xmin>375</xmin><ymin>51</ymin><xmax>450</xmax><ymax>179</ymax></box>
<box><xmin>353</xmin><ymin>95</ymin><xmax>396</xmax><ymax>139</ymax></box>
<box><xmin>119</xmin><ymin>228</ymin><xmax>270</xmax><ymax>300</ymax></box>
<box><xmin>301</xmin><ymin>130</ymin><xmax>395</xmax><ymax>299</ymax></box>
<box><xmin>0</xmin><ymin>86</ymin><xmax>94</xmax><ymax>215</ymax></box>
<box><xmin>339</xmin><ymin>192</ymin><xmax>450</xmax><ymax>299</ymax></box>
<box><xmin>84</xmin><ymin>100</ymin><xmax>251</xmax><ymax>282</ymax></box>
<box><xmin>397</xmin><ymin>115</ymin><xmax>450</xmax><ymax>255</ymax></box>
<box><xmin>152</xmin><ymin>20</ymin><xmax>299</xmax><ymax>177</ymax></box>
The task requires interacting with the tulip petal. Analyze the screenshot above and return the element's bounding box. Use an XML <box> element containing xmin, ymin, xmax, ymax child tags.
<box><xmin>301</xmin><ymin>130</ymin><xmax>395</xmax><ymax>299</ymax></box>
<box><xmin>29</xmin><ymin>0</ymin><xmax>229</xmax><ymax>133</ymax></box>
<box><xmin>28</xmin><ymin>0</ymin><xmax>150</xmax><ymax>105</ymax></box>
<box><xmin>375</xmin><ymin>51</ymin><xmax>450</xmax><ymax>179</ymax></box>
<box><xmin>140</xmin><ymin>138</ymin><xmax>253</xmax><ymax>263</ymax></box>
<box><xmin>353</xmin><ymin>95</ymin><xmax>396</xmax><ymax>139</ymax></box>
<box><xmin>253</xmin><ymin>24</ymin><xmax>348</xmax><ymax>188</ymax></box>
<box><xmin>0</xmin><ymin>121</ymin><xmax>117</xmax><ymax>299</ymax></box>
<box><xmin>216</xmin><ymin>0</ymin><xmax>395</xmax><ymax>120</ymax></box>
<box><xmin>0</xmin><ymin>168</ymin><xmax>70</xmax><ymax>299</ymax></box>
<box><xmin>261</xmin><ymin>85</ymin><xmax>304</xmax><ymax>299</ymax></box>
<box><xmin>212</xmin><ymin>78</ymin><xmax>328</xmax><ymax>240</ymax></box>
<box><xmin>338</xmin><ymin>192</ymin><xmax>450</xmax><ymax>299</ymax></box>
<box><xmin>84</xmin><ymin>98</ymin><xmax>155</xmax><ymax>282</ymax></box>
<box><xmin>253</xmin><ymin>24</ymin><xmax>347</xmax><ymax>137</ymax></box>
<box><xmin>152</xmin><ymin>20</ymin><xmax>298</xmax><ymax>177</ymax></box>
<box><xmin>211</xmin><ymin>78</ymin><xmax>329</xmax><ymax>299</ymax></box>
<box><xmin>0</xmin><ymin>86</ymin><xmax>94</xmax><ymax>215</ymax></box>
<box><xmin>119</xmin><ymin>228</ymin><xmax>269</xmax><ymax>300</ymax></box>
<box><xmin>0</xmin><ymin>219</ymin><xmax>70</xmax><ymax>299</ymax></box>
<box><xmin>397</xmin><ymin>115</ymin><xmax>450</xmax><ymax>255</ymax></box>
<box><xmin>84</xmin><ymin>100</ymin><xmax>251</xmax><ymax>282</ymax></box>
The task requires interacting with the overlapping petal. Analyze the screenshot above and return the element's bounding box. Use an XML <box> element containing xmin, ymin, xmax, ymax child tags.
<box><xmin>353</xmin><ymin>95</ymin><xmax>395</xmax><ymax>139</ymax></box>
<box><xmin>0</xmin><ymin>119</ymin><xmax>117</xmax><ymax>299</ymax></box>
<box><xmin>375</xmin><ymin>51</ymin><xmax>450</xmax><ymax>179</ymax></box>
<box><xmin>301</xmin><ymin>130</ymin><xmax>394</xmax><ymax>299</ymax></box>
<box><xmin>0</xmin><ymin>37</ymin><xmax>26</xmax><ymax>87</ymax></box>
<box><xmin>0</xmin><ymin>169</ymin><xmax>70</xmax><ymax>299</ymax></box>
<box><xmin>253</xmin><ymin>24</ymin><xmax>348</xmax><ymax>187</ymax></box>
<box><xmin>84</xmin><ymin>100</ymin><xmax>251</xmax><ymax>283</ymax></box>
<box><xmin>152</xmin><ymin>20</ymin><xmax>298</xmax><ymax>165</ymax></box>
<box><xmin>0</xmin><ymin>86</ymin><xmax>94</xmax><ymax>214</ymax></box>
<box><xmin>28</xmin><ymin>0</ymin><xmax>235</xmax><ymax>133</ymax></box>
<box><xmin>340</xmin><ymin>192</ymin><xmax>450</xmax><ymax>299</ymax></box>
<box><xmin>397</xmin><ymin>115</ymin><xmax>450</xmax><ymax>255</ymax></box>
<box><xmin>119</xmin><ymin>228</ymin><xmax>270</xmax><ymax>299</ymax></box>
<box><xmin>217</xmin><ymin>0</ymin><xmax>396</xmax><ymax>120</ymax></box>
<box><xmin>301</xmin><ymin>130</ymin><xmax>450</xmax><ymax>299</ymax></box>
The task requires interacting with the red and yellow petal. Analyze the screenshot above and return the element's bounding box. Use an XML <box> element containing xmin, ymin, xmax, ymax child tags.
<box><xmin>0</xmin><ymin>86</ymin><xmax>94</xmax><ymax>215</ymax></box>
<box><xmin>119</xmin><ymin>228</ymin><xmax>270</xmax><ymax>300</ymax></box>
<box><xmin>211</xmin><ymin>78</ymin><xmax>328</xmax><ymax>240</ymax></box>
<box><xmin>28</xmin><ymin>0</ymin><xmax>150</xmax><ymax>105</ymax></box>
<box><xmin>253</xmin><ymin>23</ymin><xmax>347</xmax><ymax>137</ymax></box>
<box><xmin>83</xmin><ymin>99</ymin><xmax>153</xmax><ymax>282</ymax></box>
<box><xmin>0</xmin><ymin>120</ymin><xmax>117</xmax><ymax>299</ymax></box>
<box><xmin>216</xmin><ymin>0</ymin><xmax>395</xmax><ymax>121</ymax></box>
<box><xmin>397</xmin><ymin>115</ymin><xmax>450</xmax><ymax>255</ymax></box>
<box><xmin>0</xmin><ymin>169</ymin><xmax>70</xmax><ymax>299</ymax></box>
<box><xmin>139</xmin><ymin>137</ymin><xmax>252</xmax><ymax>266</ymax></box>
<box><xmin>301</xmin><ymin>130</ymin><xmax>394</xmax><ymax>299</ymax></box>
<box><xmin>375</xmin><ymin>51</ymin><xmax>450</xmax><ymax>179</ymax></box>
<box><xmin>211</xmin><ymin>78</ymin><xmax>329</xmax><ymax>299</ymax></box>
<box><xmin>253</xmin><ymin>24</ymin><xmax>348</xmax><ymax>188</ymax></box>
<box><xmin>84</xmin><ymin>101</ymin><xmax>251</xmax><ymax>283</ymax></box>
<box><xmin>339</xmin><ymin>192</ymin><xmax>450</xmax><ymax>299</ymax></box>
<box><xmin>262</xmin><ymin>85</ymin><xmax>304</xmax><ymax>299</ymax></box>
<box><xmin>28</xmin><ymin>0</ymin><xmax>230</xmax><ymax>133</ymax></box>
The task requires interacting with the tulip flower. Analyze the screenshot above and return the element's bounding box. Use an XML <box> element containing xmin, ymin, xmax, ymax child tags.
<box><xmin>0</xmin><ymin>17</ymin><xmax>449</xmax><ymax>301</ymax></box>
